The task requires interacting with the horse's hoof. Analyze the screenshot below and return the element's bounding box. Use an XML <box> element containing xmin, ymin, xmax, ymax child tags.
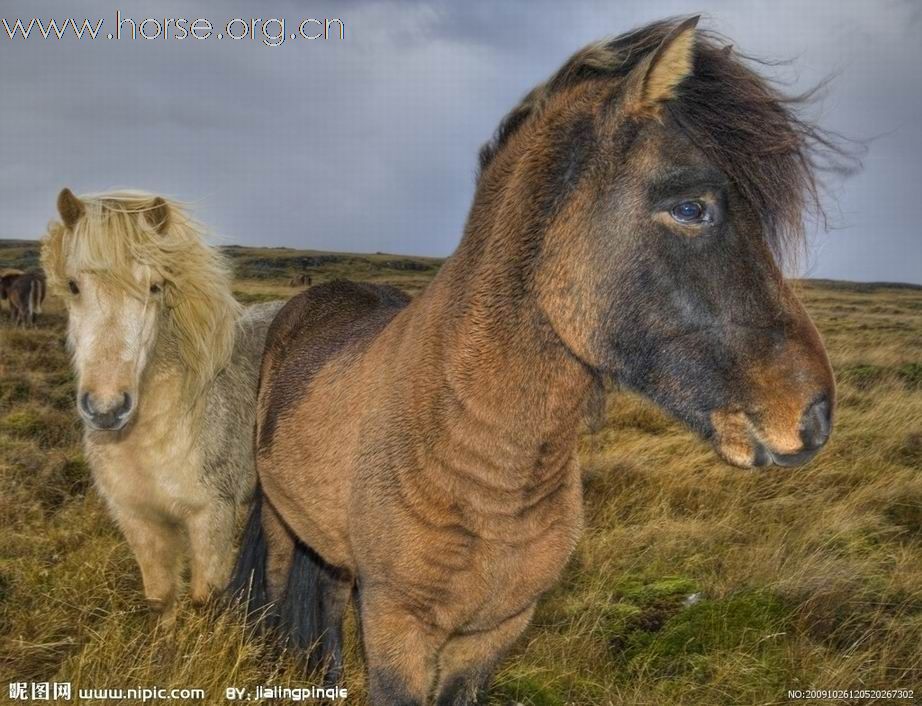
<box><xmin>189</xmin><ymin>587</ymin><xmax>216</xmax><ymax>608</ymax></box>
<box><xmin>146</xmin><ymin>597</ymin><xmax>177</xmax><ymax>624</ymax></box>
<box><xmin>146</xmin><ymin>597</ymin><xmax>167</xmax><ymax>611</ymax></box>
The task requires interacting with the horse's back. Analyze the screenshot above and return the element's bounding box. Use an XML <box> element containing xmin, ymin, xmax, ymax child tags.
<box><xmin>257</xmin><ymin>279</ymin><xmax>410</xmax><ymax>453</ymax></box>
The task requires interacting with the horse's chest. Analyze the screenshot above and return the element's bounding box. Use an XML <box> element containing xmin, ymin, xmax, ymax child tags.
<box><xmin>376</xmin><ymin>471</ymin><xmax>584</xmax><ymax>632</ymax></box>
<box><xmin>88</xmin><ymin>420</ymin><xmax>203</xmax><ymax>518</ymax></box>
<box><xmin>462</xmin><ymin>498</ymin><xmax>582</xmax><ymax>629</ymax></box>
<box><xmin>467</xmin><ymin>492</ymin><xmax>582</xmax><ymax>629</ymax></box>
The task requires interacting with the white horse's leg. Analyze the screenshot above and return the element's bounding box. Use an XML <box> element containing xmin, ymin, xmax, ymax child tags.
<box><xmin>186</xmin><ymin>502</ymin><xmax>236</xmax><ymax>604</ymax></box>
<box><xmin>114</xmin><ymin>509</ymin><xmax>183</xmax><ymax>620</ymax></box>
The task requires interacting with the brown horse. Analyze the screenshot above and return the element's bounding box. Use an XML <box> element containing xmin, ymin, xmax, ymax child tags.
<box><xmin>6</xmin><ymin>271</ymin><xmax>46</xmax><ymax>327</ymax></box>
<box><xmin>289</xmin><ymin>273</ymin><xmax>312</xmax><ymax>288</ymax></box>
<box><xmin>231</xmin><ymin>17</ymin><xmax>848</xmax><ymax>705</ymax></box>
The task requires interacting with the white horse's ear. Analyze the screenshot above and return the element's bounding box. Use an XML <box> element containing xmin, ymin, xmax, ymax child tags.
<box><xmin>625</xmin><ymin>16</ymin><xmax>698</xmax><ymax>114</ymax></box>
<box><xmin>145</xmin><ymin>197</ymin><xmax>170</xmax><ymax>235</ymax></box>
<box><xmin>57</xmin><ymin>188</ymin><xmax>85</xmax><ymax>229</ymax></box>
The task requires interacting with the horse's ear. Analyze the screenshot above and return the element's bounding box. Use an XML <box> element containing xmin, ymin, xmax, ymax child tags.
<box><xmin>145</xmin><ymin>197</ymin><xmax>170</xmax><ymax>234</ymax></box>
<box><xmin>57</xmin><ymin>188</ymin><xmax>85</xmax><ymax>229</ymax></box>
<box><xmin>625</xmin><ymin>16</ymin><xmax>698</xmax><ymax>114</ymax></box>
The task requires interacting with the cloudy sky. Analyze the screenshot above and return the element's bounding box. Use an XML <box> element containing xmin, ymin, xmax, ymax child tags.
<box><xmin>1</xmin><ymin>0</ymin><xmax>919</xmax><ymax>283</ymax></box>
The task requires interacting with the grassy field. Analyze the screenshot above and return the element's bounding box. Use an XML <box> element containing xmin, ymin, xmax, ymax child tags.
<box><xmin>0</xmin><ymin>240</ymin><xmax>919</xmax><ymax>705</ymax></box>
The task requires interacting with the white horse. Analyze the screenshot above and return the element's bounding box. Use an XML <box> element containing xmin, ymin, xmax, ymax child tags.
<box><xmin>43</xmin><ymin>189</ymin><xmax>283</xmax><ymax>620</ymax></box>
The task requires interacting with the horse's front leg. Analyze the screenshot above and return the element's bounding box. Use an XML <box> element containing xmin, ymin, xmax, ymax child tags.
<box><xmin>433</xmin><ymin>604</ymin><xmax>536</xmax><ymax>706</ymax></box>
<box><xmin>186</xmin><ymin>500</ymin><xmax>237</xmax><ymax>604</ymax></box>
<box><xmin>358</xmin><ymin>586</ymin><xmax>443</xmax><ymax>706</ymax></box>
<box><xmin>114</xmin><ymin>509</ymin><xmax>183</xmax><ymax>622</ymax></box>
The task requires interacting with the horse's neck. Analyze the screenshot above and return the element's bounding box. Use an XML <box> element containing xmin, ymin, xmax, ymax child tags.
<box><xmin>404</xmin><ymin>238</ymin><xmax>596</xmax><ymax>485</ymax></box>
<box><xmin>139</xmin><ymin>336</ymin><xmax>206</xmax><ymax>420</ymax></box>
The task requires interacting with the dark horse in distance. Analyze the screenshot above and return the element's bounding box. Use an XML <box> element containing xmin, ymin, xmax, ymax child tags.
<box><xmin>2</xmin><ymin>271</ymin><xmax>46</xmax><ymax>327</ymax></box>
<box><xmin>232</xmin><ymin>17</ymin><xmax>846</xmax><ymax>705</ymax></box>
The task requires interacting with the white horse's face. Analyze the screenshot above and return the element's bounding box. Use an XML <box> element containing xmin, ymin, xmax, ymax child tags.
<box><xmin>65</xmin><ymin>266</ymin><xmax>164</xmax><ymax>431</ymax></box>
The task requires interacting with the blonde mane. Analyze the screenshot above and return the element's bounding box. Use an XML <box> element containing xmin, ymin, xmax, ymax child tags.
<box><xmin>42</xmin><ymin>191</ymin><xmax>242</xmax><ymax>392</ymax></box>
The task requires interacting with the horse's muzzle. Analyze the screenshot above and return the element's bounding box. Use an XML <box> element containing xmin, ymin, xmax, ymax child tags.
<box><xmin>710</xmin><ymin>392</ymin><xmax>833</xmax><ymax>469</ymax></box>
<box><xmin>750</xmin><ymin>394</ymin><xmax>832</xmax><ymax>468</ymax></box>
<box><xmin>79</xmin><ymin>391</ymin><xmax>134</xmax><ymax>431</ymax></box>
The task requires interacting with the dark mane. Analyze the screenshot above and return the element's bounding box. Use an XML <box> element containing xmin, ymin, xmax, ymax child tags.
<box><xmin>478</xmin><ymin>17</ymin><xmax>860</xmax><ymax>260</ymax></box>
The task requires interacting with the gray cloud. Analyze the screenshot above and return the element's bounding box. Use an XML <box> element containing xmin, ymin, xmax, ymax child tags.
<box><xmin>0</xmin><ymin>0</ymin><xmax>918</xmax><ymax>283</ymax></box>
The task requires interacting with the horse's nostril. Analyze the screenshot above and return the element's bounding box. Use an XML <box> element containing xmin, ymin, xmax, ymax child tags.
<box><xmin>118</xmin><ymin>393</ymin><xmax>132</xmax><ymax>417</ymax></box>
<box><xmin>801</xmin><ymin>393</ymin><xmax>832</xmax><ymax>450</ymax></box>
<box><xmin>80</xmin><ymin>392</ymin><xmax>95</xmax><ymax>416</ymax></box>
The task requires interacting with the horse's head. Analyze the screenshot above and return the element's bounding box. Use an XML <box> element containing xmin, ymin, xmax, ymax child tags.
<box><xmin>48</xmin><ymin>189</ymin><xmax>171</xmax><ymax>430</ymax></box>
<box><xmin>43</xmin><ymin>189</ymin><xmax>238</xmax><ymax>432</ymax></box>
<box><xmin>477</xmin><ymin>18</ymin><xmax>849</xmax><ymax>468</ymax></box>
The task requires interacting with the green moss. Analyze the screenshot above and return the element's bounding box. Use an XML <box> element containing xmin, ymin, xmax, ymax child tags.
<box><xmin>554</xmin><ymin>574</ymin><xmax>698</xmax><ymax>635</ymax></box>
<box><xmin>896</xmin><ymin>363</ymin><xmax>922</xmax><ymax>390</ymax></box>
<box><xmin>492</xmin><ymin>671</ymin><xmax>566</xmax><ymax>706</ymax></box>
<box><xmin>613</xmin><ymin>575</ymin><xmax>698</xmax><ymax>603</ymax></box>
<box><xmin>624</xmin><ymin>590</ymin><xmax>791</xmax><ymax>679</ymax></box>
<box><xmin>0</xmin><ymin>406</ymin><xmax>78</xmax><ymax>448</ymax></box>
<box><xmin>604</xmin><ymin>575</ymin><xmax>701</xmax><ymax>655</ymax></box>
<box><xmin>598</xmin><ymin>601</ymin><xmax>644</xmax><ymax>631</ymax></box>
<box><xmin>0</xmin><ymin>408</ymin><xmax>47</xmax><ymax>438</ymax></box>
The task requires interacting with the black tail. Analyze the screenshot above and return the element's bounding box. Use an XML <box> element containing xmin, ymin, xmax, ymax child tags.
<box><xmin>227</xmin><ymin>490</ymin><xmax>270</xmax><ymax>612</ymax></box>
<box><xmin>227</xmin><ymin>488</ymin><xmax>327</xmax><ymax>662</ymax></box>
<box><xmin>279</xmin><ymin>539</ymin><xmax>324</xmax><ymax>653</ymax></box>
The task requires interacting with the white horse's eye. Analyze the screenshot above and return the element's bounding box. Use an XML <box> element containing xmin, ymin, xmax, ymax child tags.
<box><xmin>68</xmin><ymin>279</ymin><xmax>80</xmax><ymax>295</ymax></box>
<box><xmin>150</xmin><ymin>283</ymin><xmax>162</xmax><ymax>294</ymax></box>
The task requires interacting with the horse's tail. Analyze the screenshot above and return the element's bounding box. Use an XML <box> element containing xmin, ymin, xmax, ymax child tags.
<box><xmin>32</xmin><ymin>276</ymin><xmax>45</xmax><ymax>315</ymax></box>
<box><xmin>227</xmin><ymin>489</ymin><xmax>270</xmax><ymax>612</ymax></box>
<box><xmin>227</xmin><ymin>488</ymin><xmax>327</xmax><ymax>656</ymax></box>
<box><xmin>28</xmin><ymin>278</ymin><xmax>41</xmax><ymax>321</ymax></box>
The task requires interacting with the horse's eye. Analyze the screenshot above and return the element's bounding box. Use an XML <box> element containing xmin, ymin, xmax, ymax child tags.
<box><xmin>150</xmin><ymin>283</ymin><xmax>162</xmax><ymax>294</ymax></box>
<box><xmin>671</xmin><ymin>201</ymin><xmax>705</xmax><ymax>224</ymax></box>
<box><xmin>68</xmin><ymin>279</ymin><xmax>80</xmax><ymax>295</ymax></box>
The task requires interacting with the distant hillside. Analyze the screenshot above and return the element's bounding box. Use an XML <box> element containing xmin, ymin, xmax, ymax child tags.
<box><xmin>0</xmin><ymin>239</ymin><xmax>443</xmax><ymax>281</ymax></box>
<box><xmin>0</xmin><ymin>241</ymin><xmax>42</xmax><ymax>271</ymax></box>
<box><xmin>219</xmin><ymin>245</ymin><xmax>441</xmax><ymax>280</ymax></box>
<box><xmin>0</xmin><ymin>239</ymin><xmax>917</xmax><ymax>291</ymax></box>
<box><xmin>802</xmin><ymin>278</ymin><xmax>922</xmax><ymax>292</ymax></box>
